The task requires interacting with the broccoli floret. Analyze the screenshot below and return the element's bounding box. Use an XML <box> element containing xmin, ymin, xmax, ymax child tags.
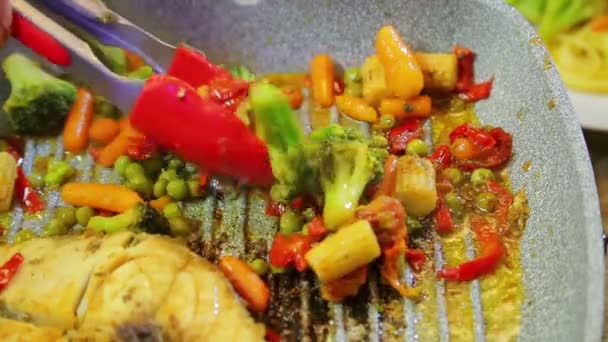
<box><xmin>230</xmin><ymin>65</ymin><xmax>256</xmax><ymax>81</ymax></box>
<box><xmin>87</xmin><ymin>203</ymin><xmax>171</xmax><ymax>235</ymax></box>
<box><xmin>304</xmin><ymin>125</ymin><xmax>385</xmax><ymax>229</ymax></box>
<box><xmin>2</xmin><ymin>53</ymin><xmax>77</xmax><ymax>134</ymax></box>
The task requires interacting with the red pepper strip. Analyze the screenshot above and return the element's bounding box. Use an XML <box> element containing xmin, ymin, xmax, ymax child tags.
<box><xmin>0</xmin><ymin>253</ymin><xmax>24</xmax><ymax>292</ymax></box>
<box><xmin>388</xmin><ymin>119</ymin><xmax>423</xmax><ymax>154</ymax></box>
<box><xmin>265</xmin><ymin>327</ymin><xmax>281</xmax><ymax>342</ymax></box>
<box><xmin>437</xmin><ymin>217</ymin><xmax>504</xmax><ymax>281</ymax></box>
<box><xmin>487</xmin><ymin>180</ymin><xmax>514</xmax><ymax>233</ymax></box>
<box><xmin>454</xmin><ymin>45</ymin><xmax>475</xmax><ymax>92</ymax></box>
<box><xmin>320</xmin><ymin>266</ymin><xmax>368</xmax><ymax>302</ymax></box>
<box><xmin>333</xmin><ymin>78</ymin><xmax>345</xmax><ymax>95</ymax></box>
<box><xmin>374</xmin><ymin>154</ymin><xmax>399</xmax><ymax>198</ymax></box>
<box><xmin>6</xmin><ymin>148</ymin><xmax>44</xmax><ymax>212</ymax></box>
<box><xmin>449</xmin><ymin>123</ymin><xmax>496</xmax><ymax>149</ymax></box>
<box><xmin>269</xmin><ymin>216</ymin><xmax>327</xmax><ymax>272</ymax></box>
<box><xmin>129</xmin><ymin>75</ymin><xmax>274</xmax><ymax>186</ymax></box>
<box><xmin>265</xmin><ymin>200</ymin><xmax>285</xmax><ymax>217</ymax></box>
<box><xmin>208</xmin><ymin>77</ymin><xmax>250</xmax><ymax>113</ymax></box>
<box><xmin>126</xmin><ymin>134</ymin><xmax>158</xmax><ymax>161</ymax></box>
<box><xmin>434</xmin><ymin>197</ymin><xmax>453</xmax><ymax>233</ymax></box>
<box><xmin>405</xmin><ymin>249</ymin><xmax>426</xmax><ymax>272</ymax></box>
<box><xmin>167</xmin><ymin>45</ymin><xmax>232</xmax><ymax>88</ymax></box>
<box><xmin>427</xmin><ymin>145</ymin><xmax>453</xmax><ymax>170</ymax></box>
<box><xmin>11</xmin><ymin>12</ymin><xmax>71</xmax><ymax>66</ymax></box>
<box><xmin>451</xmin><ymin>125</ymin><xmax>513</xmax><ymax>171</ymax></box>
<box><xmin>460</xmin><ymin>79</ymin><xmax>493</xmax><ymax>103</ymax></box>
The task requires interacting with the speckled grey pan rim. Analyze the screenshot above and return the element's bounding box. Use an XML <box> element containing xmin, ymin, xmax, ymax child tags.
<box><xmin>5</xmin><ymin>0</ymin><xmax>605</xmax><ymax>340</ymax></box>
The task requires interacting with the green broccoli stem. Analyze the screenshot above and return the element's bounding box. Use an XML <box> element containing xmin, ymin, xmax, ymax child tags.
<box><xmin>88</xmin><ymin>207</ymin><xmax>140</xmax><ymax>233</ymax></box>
<box><xmin>2</xmin><ymin>54</ymin><xmax>57</xmax><ymax>87</ymax></box>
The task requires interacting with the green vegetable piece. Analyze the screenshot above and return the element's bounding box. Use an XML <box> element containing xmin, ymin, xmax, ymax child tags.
<box><xmin>163</xmin><ymin>202</ymin><xmax>182</xmax><ymax>219</ymax></box>
<box><xmin>187</xmin><ymin>179</ymin><xmax>202</xmax><ymax>198</ymax></box>
<box><xmin>128</xmin><ymin>176</ymin><xmax>153</xmax><ymax>199</ymax></box>
<box><xmin>344</xmin><ymin>67</ymin><xmax>362</xmax><ymax>83</ymax></box>
<box><xmin>94</xmin><ymin>96</ymin><xmax>120</xmax><ymax>118</ymax></box>
<box><xmin>229</xmin><ymin>65</ymin><xmax>256</xmax><ymax>81</ymax></box>
<box><xmin>166</xmin><ymin>179</ymin><xmax>188</xmax><ymax>200</ymax></box>
<box><xmin>114</xmin><ymin>156</ymin><xmax>132</xmax><ymax>177</ymax></box>
<box><xmin>279</xmin><ymin>209</ymin><xmax>303</xmax><ymax>234</ymax></box>
<box><xmin>159</xmin><ymin>169</ymin><xmax>180</xmax><ymax>182</ymax></box>
<box><xmin>371</xmin><ymin>134</ymin><xmax>388</xmax><ymax>148</ymax></box>
<box><xmin>2</xmin><ymin>53</ymin><xmax>77</xmax><ymax>134</ymax></box>
<box><xmin>471</xmin><ymin>168</ymin><xmax>495</xmax><ymax>186</ymax></box>
<box><xmin>42</xmin><ymin>218</ymin><xmax>68</xmax><ymax>237</ymax></box>
<box><xmin>302</xmin><ymin>207</ymin><xmax>316</xmax><ymax>222</ymax></box>
<box><xmin>124</xmin><ymin>162</ymin><xmax>146</xmax><ymax>181</ymax></box>
<box><xmin>270</xmin><ymin>265</ymin><xmax>288</xmax><ymax>274</ymax></box>
<box><xmin>45</xmin><ymin>160</ymin><xmax>75</xmax><ymax>186</ymax></box>
<box><xmin>88</xmin><ymin>204</ymin><xmax>170</xmax><ymax>235</ymax></box>
<box><xmin>75</xmin><ymin>206</ymin><xmax>95</xmax><ymax>226</ymax></box>
<box><xmin>167</xmin><ymin>158</ymin><xmax>184</xmax><ymax>170</ymax></box>
<box><xmin>55</xmin><ymin>207</ymin><xmax>76</xmax><ymax>227</ymax></box>
<box><xmin>168</xmin><ymin>217</ymin><xmax>192</xmax><ymax>236</ymax></box>
<box><xmin>475</xmin><ymin>192</ymin><xmax>498</xmax><ymax>212</ymax></box>
<box><xmin>443</xmin><ymin>167</ymin><xmax>465</xmax><ymax>186</ymax></box>
<box><xmin>406</xmin><ymin>216</ymin><xmax>423</xmax><ymax>233</ymax></box>
<box><xmin>249</xmin><ymin>258</ymin><xmax>269</xmax><ymax>276</ymax></box>
<box><xmin>444</xmin><ymin>192</ymin><xmax>465</xmax><ymax>214</ymax></box>
<box><xmin>127</xmin><ymin>65</ymin><xmax>154</xmax><ymax>80</ymax></box>
<box><xmin>373</xmin><ymin>114</ymin><xmax>396</xmax><ymax>132</ymax></box>
<box><xmin>141</xmin><ymin>156</ymin><xmax>164</xmax><ymax>176</ymax></box>
<box><xmin>91</xmin><ymin>43</ymin><xmax>127</xmax><ymax>74</ymax></box>
<box><xmin>28</xmin><ymin>171</ymin><xmax>45</xmax><ymax>188</ymax></box>
<box><xmin>406</xmin><ymin>139</ymin><xmax>429</xmax><ymax>157</ymax></box>
<box><xmin>153</xmin><ymin>179</ymin><xmax>168</xmax><ymax>198</ymax></box>
<box><xmin>13</xmin><ymin>229</ymin><xmax>35</xmax><ymax>244</ymax></box>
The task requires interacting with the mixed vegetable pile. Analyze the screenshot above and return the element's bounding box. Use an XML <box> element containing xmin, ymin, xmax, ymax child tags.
<box><xmin>0</xmin><ymin>24</ymin><xmax>525</xmax><ymax>330</ymax></box>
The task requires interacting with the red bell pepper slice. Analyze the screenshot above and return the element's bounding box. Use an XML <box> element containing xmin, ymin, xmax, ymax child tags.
<box><xmin>405</xmin><ymin>248</ymin><xmax>426</xmax><ymax>272</ymax></box>
<box><xmin>129</xmin><ymin>75</ymin><xmax>274</xmax><ymax>186</ymax></box>
<box><xmin>437</xmin><ymin>217</ymin><xmax>504</xmax><ymax>281</ymax></box>
<box><xmin>434</xmin><ymin>197</ymin><xmax>453</xmax><ymax>233</ymax></box>
<box><xmin>388</xmin><ymin>119</ymin><xmax>423</xmax><ymax>154</ymax></box>
<box><xmin>306</xmin><ymin>216</ymin><xmax>328</xmax><ymax>240</ymax></box>
<box><xmin>207</xmin><ymin>77</ymin><xmax>250</xmax><ymax>113</ymax></box>
<box><xmin>167</xmin><ymin>46</ymin><xmax>232</xmax><ymax>88</ymax></box>
<box><xmin>126</xmin><ymin>134</ymin><xmax>158</xmax><ymax>161</ymax></box>
<box><xmin>265</xmin><ymin>200</ymin><xmax>285</xmax><ymax>217</ymax></box>
<box><xmin>374</xmin><ymin>154</ymin><xmax>399</xmax><ymax>198</ymax></box>
<box><xmin>427</xmin><ymin>145</ymin><xmax>453</xmax><ymax>170</ymax></box>
<box><xmin>6</xmin><ymin>148</ymin><xmax>44</xmax><ymax>213</ymax></box>
<box><xmin>453</xmin><ymin>45</ymin><xmax>494</xmax><ymax>102</ymax></box>
<box><xmin>0</xmin><ymin>253</ymin><xmax>24</xmax><ymax>292</ymax></box>
<box><xmin>268</xmin><ymin>216</ymin><xmax>327</xmax><ymax>272</ymax></box>
<box><xmin>11</xmin><ymin>12</ymin><xmax>71</xmax><ymax>66</ymax></box>
<box><xmin>265</xmin><ymin>327</ymin><xmax>281</xmax><ymax>342</ymax></box>
<box><xmin>449</xmin><ymin>124</ymin><xmax>513</xmax><ymax>171</ymax></box>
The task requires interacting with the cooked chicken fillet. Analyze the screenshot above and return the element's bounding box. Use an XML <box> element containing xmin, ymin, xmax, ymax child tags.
<box><xmin>0</xmin><ymin>232</ymin><xmax>265</xmax><ymax>341</ymax></box>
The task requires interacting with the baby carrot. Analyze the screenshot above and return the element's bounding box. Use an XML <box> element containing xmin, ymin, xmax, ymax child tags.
<box><xmin>379</xmin><ymin>95</ymin><xmax>432</xmax><ymax>119</ymax></box>
<box><xmin>89</xmin><ymin>117</ymin><xmax>120</xmax><ymax>145</ymax></box>
<box><xmin>219</xmin><ymin>256</ymin><xmax>270</xmax><ymax>313</ymax></box>
<box><xmin>310</xmin><ymin>53</ymin><xmax>335</xmax><ymax>107</ymax></box>
<box><xmin>61</xmin><ymin>182</ymin><xmax>143</xmax><ymax>213</ymax></box>
<box><xmin>63</xmin><ymin>88</ymin><xmax>94</xmax><ymax>152</ymax></box>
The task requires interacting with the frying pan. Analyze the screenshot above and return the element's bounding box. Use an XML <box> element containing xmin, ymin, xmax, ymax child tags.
<box><xmin>0</xmin><ymin>0</ymin><xmax>604</xmax><ymax>341</ymax></box>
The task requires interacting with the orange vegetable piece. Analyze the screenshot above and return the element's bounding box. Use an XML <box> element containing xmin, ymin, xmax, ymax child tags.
<box><xmin>89</xmin><ymin>117</ymin><xmax>120</xmax><ymax>145</ymax></box>
<box><xmin>61</xmin><ymin>182</ymin><xmax>143</xmax><ymax>213</ymax></box>
<box><xmin>335</xmin><ymin>95</ymin><xmax>378</xmax><ymax>123</ymax></box>
<box><xmin>63</xmin><ymin>88</ymin><xmax>94</xmax><ymax>152</ymax></box>
<box><xmin>124</xmin><ymin>49</ymin><xmax>146</xmax><ymax>71</ymax></box>
<box><xmin>218</xmin><ymin>256</ymin><xmax>270</xmax><ymax>313</ymax></box>
<box><xmin>310</xmin><ymin>53</ymin><xmax>335</xmax><ymax>107</ymax></box>
<box><xmin>591</xmin><ymin>16</ymin><xmax>608</xmax><ymax>32</ymax></box>
<box><xmin>281</xmin><ymin>85</ymin><xmax>304</xmax><ymax>109</ymax></box>
<box><xmin>150</xmin><ymin>196</ymin><xmax>172</xmax><ymax>212</ymax></box>
<box><xmin>96</xmin><ymin>121</ymin><xmax>144</xmax><ymax>167</ymax></box>
<box><xmin>375</xmin><ymin>25</ymin><xmax>424</xmax><ymax>100</ymax></box>
<box><xmin>379</xmin><ymin>95</ymin><xmax>432</xmax><ymax>119</ymax></box>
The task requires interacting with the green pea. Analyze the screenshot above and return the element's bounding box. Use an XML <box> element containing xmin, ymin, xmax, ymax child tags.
<box><xmin>42</xmin><ymin>218</ymin><xmax>68</xmax><ymax>237</ymax></box>
<box><xmin>45</xmin><ymin>160</ymin><xmax>74</xmax><ymax>186</ymax></box>
<box><xmin>141</xmin><ymin>156</ymin><xmax>164</xmax><ymax>176</ymax></box>
<box><xmin>445</xmin><ymin>192</ymin><xmax>465</xmax><ymax>214</ymax></box>
<box><xmin>124</xmin><ymin>162</ymin><xmax>146</xmax><ymax>181</ymax></box>
<box><xmin>249</xmin><ymin>258</ymin><xmax>269</xmax><ymax>276</ymax></box>
<box><xmin>13</xmin><ymin>229</ymin><xmax>35</xmax><ymax>244</ymax></box>
<box><xmin>166</xmin><ymin>179</ymin><xmax>188</xmax><ymax>200</ymax></box>
<box><xmin>475</xmin><ymin>192</ymin><xmax>498</xmax><ymax>212</ymax></box>
<box><xmin>406</xmin><ymin>139</ymin><xmax>429</xmax><ymax>157</ymax></box>
<box><xmin>28</xmin><ymin>171</ymin><xmax>45</xmax><ymax>188</ymax></box>
<box><xmin>163</xmin><ymin>202</ymin><xmax>182</xmax><ymax>219</ymax></box>
<box><xmin>168</xmin><ymin>159</ymin><xmax>184</xmax><ymax>170</ymax></box>
<box><xmin>406</xmin><ymin>216</ymin><xmax>423</xmax><ymax>233</ymax></box>
<box><xmin>159</xmin><ymin>169</ymin><xmax>180</xmax><ymax>182</ymax></box>
<box><xmin>377</xmin><ymin>114</ymin><xmax>396</xmax><ymax>130</ymax></box>
<box><xmin>471</xmin><ymin>168</ymin><xmax>495</xmax><ymax>186</ymax></box>
<box><xmin>75</xmin><ymin>206</ymin><xmax>95</xmax><ymax>226</ymax></box>
<box><xmin>129</xmin><ymin>176</ymin><xmax>153</xmax><ymax>199</ymax></box>
<box><xmin>344</xmin><ymin>67</ymin><xmax>362</xmax><ymax>83</ymax></box>
<box><xmin>279</xmin><ymin>209</ymin><xmax>303</xmax><ymax>234</ymax></box>
<box><xmin>55</xmin><ymin>207</ymin><xmax>76</xmax><ymax>227</ymax></box>
<box><xmin>302</xmin><ymin>207</ymin><xmax>316</xmax><ymax>222</ymax></box>
<box><xmin>371</xmin><ymin>134</ymin><xmax>388</xmax><ymax>148</ymax></box>
<box><xmin>168</xmin><ymin>217</ymin><xmax>191</xmax><ymax>236</ymax></box>
<box><xmin>443</xmin><ymin>167</ymin><xmax>465</xmax><ymax>186</ymax></box>
<box><xmin>270</xmin><ymin>265</ymin><xmax>288</xmax><ymax>274</ymax></box>
<box><xmin>187</xmin><ymin>179</ymin><xmax>202</xmax><ymax>198</ymax></box>
<box><xmin>153</xmin><ymin>179</ymin><xmax>168</xmax><ymax>198</ymax></box>
<box><xmin>114</xmin><ymin>156</ymin><xmax>132</xmax><ymax>177</ymax></box>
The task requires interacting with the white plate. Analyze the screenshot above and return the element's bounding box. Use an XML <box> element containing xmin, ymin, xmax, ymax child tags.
<box><xmin>568</xmin><ymin>90</ymin><xmax>608</xmax><ymax>131</ymax></box>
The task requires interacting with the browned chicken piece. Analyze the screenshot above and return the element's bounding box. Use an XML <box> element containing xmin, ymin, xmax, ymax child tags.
<box><xmin>0</xmin><ymin>232</ymin><xmax>265</xmax><ymax>341</ymax></box>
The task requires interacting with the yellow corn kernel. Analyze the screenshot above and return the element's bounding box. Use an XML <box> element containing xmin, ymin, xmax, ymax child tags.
<box><xmin>0</xmin><ymin>152</ymin><xmax>17</xmax><ymax>212</ymax></box>
<box><xmin>335</xmin><ymin>95</ymin><xmax>378</xmax><ymax>123</ymax></box>
<box><xmin>305</xmin><ymin>220</ymin><xmax>381</xmax><ymax>283</ymax></box>
<box><xmin>375</xmin><ymin>25</ymin><xmax>424</xmax><ymax>100</ymax></box>
<box><xmin>310</xmin><ymin>54</ymin><xmax>335</xmax><ymax>107</ymax></box>
<box><xmin>414</xmin><ymin>53</ymin><xmax>458</xmax><ymax>92</ymax></box>
<box><xmin>360</xmin><ymin>55</ymin><xmax>390</xmax><ymax>106</ymax></box>
<box><xmin>394</xmin><ymin>155</ymin><xmax>437</xmax><ymax>216</ymax></box>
